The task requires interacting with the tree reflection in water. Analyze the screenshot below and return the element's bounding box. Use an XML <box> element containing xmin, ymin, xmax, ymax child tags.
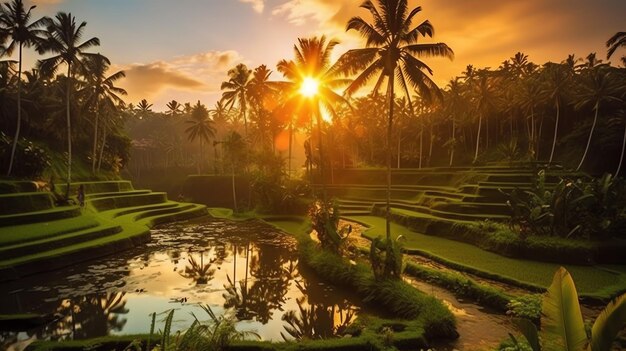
<box><xmin>180</xmin><ymin>249</ymin><xmax>217</xmax><ymax>285</ymax></box>
<box><xmin>281</xmin><ymin>279</ymin><xmax>356</xmax><ymax>340</ymax></box>
<box><xmin>41</xmin><ymin>292</ymin><xmax>129</xmax><ymax>341</ymax></box>
<box><xmin>223</xmin><ymin>242</ymin><xmax>295</xmax><ymax>324</ymax></box>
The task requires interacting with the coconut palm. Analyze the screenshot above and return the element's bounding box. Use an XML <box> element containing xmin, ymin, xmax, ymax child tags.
<box><xmin>334</xmin><ymin>0</ymin><xmax>453</xmax><ymax>241</ymax></box>
<box><xmin>472</xmin><ymin>73</ymin><xmax>499</xmax><ymax>162</ymax></box>
<box><xmin>222</xmin><ymin>131</ymin><xmax>246</xmax><ymax>212</ymax></box>
<box><xmin>574</xmin><ymin>67</ymin><xmax>625</xmax><ymax>171</ymax></box>
<box><xmin>540</xmin><ymin>63</ymin><xmax>569</xmax><ymax>164</ymax></box>
<box><xmin>79</xmin><ymin>53</ymin><xmax>126</xmax><ymax>173</ymax></box>
<box><xmin>38</xmin><ymin>12</ymin><xmax>99</xmax><ymax>192</ymax></box>
<box><xmin>0</xmin><ymin>0</ymin><xmax>47</xmax><ymax>176</ymax></box>
<box><xmin>184</xmin><ymin>100</ymin><xmax>215</xmax><ymax>174</ymax></box>
<box><xmin>165</xmin><ymin>100</ymin><xmax>183</xmax><ymax>117</ymax></box>
<box><xmin>276</xmin><ymin>35</ymin><xmax>351</xmax><ymax>199</ymax></box>
<box><xmin>221</xmin><ymin>63</ymin><xmax>252</xmax><ymax>138</ymax></box>
<box><xmin>135</xmin><ymin>98</ymin><xmax>153</xmax><ymax>119</ymax></box>
<box><xmin>607</xmin><ymin>32</ymin><xmax>626</xmax><ymax>62</ymax></box>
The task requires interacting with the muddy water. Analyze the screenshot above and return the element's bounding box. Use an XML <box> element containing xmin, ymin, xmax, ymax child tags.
<box><xmin>1</xmin><ymin>217</ymin><xmax>361</xmax><ymax>349</ymax></box>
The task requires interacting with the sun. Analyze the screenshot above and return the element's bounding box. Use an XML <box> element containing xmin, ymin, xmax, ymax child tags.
<box><xmin>300</xmin><ymin>77</ymin><xmax>319</xmax><ymax>98</ymax></box>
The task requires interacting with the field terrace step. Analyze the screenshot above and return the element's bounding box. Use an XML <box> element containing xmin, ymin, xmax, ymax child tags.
<box><xmin>85</xmin><ymin>189</ymin><xmax>152</xmax><ymax>200</ymax></box>
<box><xmin>58</xmin><ymin>180</ymin><xmax>134</xmax><ymax>195</ymax></box>
<box><xmin>0</xmin><ymin>216</ymin><xmax>100</xmax><ymax>246</ymax></box>
<box><xmin>432</xmin><ymin>202</ymin><xmax>511</xmax><ymax>216</ymax></box>
<box><xmin>115</xmin><ymin>203</ymin><xmax>201</xmax><ymax>223</ymax></box>
<box><xmin>0</xmin><ymin>206</ymin><xmax>81</xmax><ymax>227</ymax></box>
<box><xmin>374</xmin><ymin>202</ymin><xmax>509</xmax><ymax>222</ymax></box>
<box><xmin>0</xmin><ymin>181</ymin><xmax>38</xmax><ymax>194</ymax></box>
<box><xmin>0</xmin><ymin>192</ymin><xmax>54</xmax><ymax>215</ymax></box>
<box><xmin>87</xmin><ymin>192</ymin><xmax>169</xmax><ymax>212</ymax></box>
<box><xmin>99</xmin><ymin>201</ymin><xmax>182</xmax><ymax>219</ymax></box>
<box><xmin>0</xmin><ymin>223</ymin><xmax>122</xmax><ymax>260</ymax></box>
<box><xmin>0</xmin><ymin>223</ymin><xmax>151</xmax><ymax>280</ymax></box>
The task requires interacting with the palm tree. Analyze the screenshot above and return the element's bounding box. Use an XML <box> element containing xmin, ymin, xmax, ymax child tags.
<box><xmin>221</xmin><ymin>63</ymin><xmax>252</xmax><ymax>138</ymax></box>
<box><xmin>276</xmin><ymin>36</ymin><xmax>351</xmax><ymax>199</ymax></box>
<box><xmin>607</xmin><ymin>32</ymin><xmax>626</xmax><ymax>61</ymax></box>
<box><xmin>184</xmin><ymin>100</ymin><xmax>215</xmax><ymax>174</ymax></box>
<box><xmin>540</xmin><ymin>63</ymin><xmax>569</xmax><ymax>164</ymax></box>
<box><xmin>248</xmin><ymin>64</ymin><xmax>279</xmax><ymax>151</ymax></box>
<box><xmin>222</xmin><ymin>131</ymin><xmax>246</xmax><ymax>212</ymax></box>
<box><xmin>574</xmin><ymin>67</ymin><xmax>624</xmax><ymax>171</ymax></box>
<box><xmin>445</xmin><ymin>78</ymin><xmax>463</xmax><ymax>166</ymax></box>
<box><xmin>79</xmin><ymin>53</ymin><xmax>126</xmax><ymax>173</ymax></box>
<box><xmin>165</xmin><ymin>99</ymin><xmax>183</xmax><ymax>117</ymax></box>
<box><xmin>135</xmin><ymin>98</ymin><xmax>153</xmax><ymax>119</ymax></box>
<box><xmin>0</xmin><ymin>0</ymin><xmax>47</xmax><ymax>176</ymax></box>
<box><xmin>334</xmin><ymin>0</ymin><xmax>453</xmax><ymax>241</ymax></box>
<box><xmin>472</xmin><ymin>73</ymin><xmax>499</xmax><ymax>162</ymax></box>
<box><xmin>38</xmin><ymin>12</ymin><xmax>99</xmax><ymax>193</ymax></box>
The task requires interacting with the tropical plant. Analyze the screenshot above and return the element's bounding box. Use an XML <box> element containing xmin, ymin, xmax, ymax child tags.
<box><xmin>573</xmin><ymin>66</ymin><xmax>625</xmax><ymax>171</ymax></box>
<box><xmin>38</xmin><ymin>12</ymin><xmax>99</xmax><ymax>192</ymax></box>
<box><xmin>0</xmin><ymin>0</ymin><xmax>47</xmax><ymax>177</ymax></box>
<box><xmin>333</xmin><ymin>0</ymin><xmax>452</xmax><ymax>249</ymax></box>
<box><xmin>309</xmin><ymin>199</ymin><xmax>352</xmax><ymax>255</ymax></box>
<box><xmin>222</xmin><ymin>131</ymin><xmax>246</xmax><ymax>212</ymax></box>
<box><xmin>276</xmin><ymin>35</ymin><xmax>350</xmax><ymax>200</ymax></box>
<box><xmin>539</xmin><ymin>63</ymin><xmax>569</xmax><ymax>164</ymax></box>
<box><xmin>79</xmin><ymin>52</ymin><xmax>126</xmax><ymax>173</ymax></box>
<box><xmin>221</xmin><ymin>63</ymin><xmax>252</xmax><ymax>138</ymax></box>
<box><xmin>510</xmin><ymin>267</ymin><xmax>626</xmax><ymax>351</ymax></box>
<box><xmin>165</xmin><ymin>100</ymin><xmax>183</xmax><ymax>117</ymax></box>
<box><xmin>134</xmin><ymin>305</ymin><xmax>259</xmax><ymax>351</ymax></box>
<box><xmin>135</xmin><ymin>98</ymin><xmax>153</xmax><ymax>119</ymax></box>
<box><xmin>184</xmin><ymin>100</ymin><xmax>215</xmax><ymax>174</ymax></box>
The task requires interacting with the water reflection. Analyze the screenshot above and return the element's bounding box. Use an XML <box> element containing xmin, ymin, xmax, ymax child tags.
<box><xmin>0</xmin><ymin>218</ymin><xmax>360</xmax><ymax>343</ymax></box>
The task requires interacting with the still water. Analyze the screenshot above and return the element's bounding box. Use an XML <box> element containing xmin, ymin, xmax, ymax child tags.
<box><xmin>0</xmin><ymin>217</ymin><xmax>359</xmax><ymax>348</ymax></box>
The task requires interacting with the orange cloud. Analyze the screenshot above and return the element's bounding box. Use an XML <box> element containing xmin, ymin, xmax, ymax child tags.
<box><xmin>271</xmin><ymin>0</ymin><xmax>625</xmax><ymax>85</ymax></box>
<box><xmin>115</xmin><ymin>50</ymin><xmax>245</xmax><ymax>109</ymax></box>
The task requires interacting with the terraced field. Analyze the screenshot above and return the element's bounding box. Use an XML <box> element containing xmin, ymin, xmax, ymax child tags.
<box><xmin>0</xmin><ymin>180</ymin><xmax>207</xmax><ymax>280</ymax></box>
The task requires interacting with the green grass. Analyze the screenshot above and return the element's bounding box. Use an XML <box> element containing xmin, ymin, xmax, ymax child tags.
<box><xmin>346</xmin><ymin>215</ymin><xmax>626</xmax><ymax>301</ymax></box>
<box><xmin>0</xmin><ymin>215</ymin><xmax>99</xmax><ymax>246</ymax></box>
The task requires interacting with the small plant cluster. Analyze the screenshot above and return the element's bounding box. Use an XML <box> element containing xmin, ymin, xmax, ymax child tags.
<box><xmin>126</xmin><ymin>305</ymin><xmax>258</xmax><ymax>351</ymax></box>
<box><xmin>506</xmin><ymin>294</ymin><xmax>542</xmax><ymax>323</ymax></box>
<box><xmin>369</xmin><ymin>236</ymin><xmax>404</xmax><ymax>281</ymax></box>
<box><xmin>308</xmin><ymin>198</ymin><xmax>352</xmax><ymax>254</ymax></box>
<box><xmin>506</xmin><ymin>170</ymin><xmax>626</xmax><ymax>239</ymax></box>
<box><xmin>251</xmin><ymin>170</ymin><xmax>311</xmax><ymax>215</ymax></box>
<box><xmin>0</xmin><ymin>132</ymin><xmax>50</xmax><ymax>178</ymax></box>
<box><xmin>503</xmin><ymin>267</ymin><xmax>626</xmax><ymax>351</ymax></box>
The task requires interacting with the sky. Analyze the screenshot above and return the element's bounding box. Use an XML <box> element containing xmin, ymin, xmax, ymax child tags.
<box><xmin>17</xmin><ymin>0</ymin><xmax>626</xmax><ymax>111</ymax></box>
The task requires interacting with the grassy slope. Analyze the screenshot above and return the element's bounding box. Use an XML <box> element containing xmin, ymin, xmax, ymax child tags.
<box><xmin>346</xmin><ymin>215</ymin><xmax>626</xmax><ymax>300</ymax></box>
<box><xmin>0</xmin><ymin>214</ymin><xmax>99</xmax><ymax>246</ymax></box>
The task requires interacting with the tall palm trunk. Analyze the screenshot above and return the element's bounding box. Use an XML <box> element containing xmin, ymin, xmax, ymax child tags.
<box><xmin>385</xmin><ymin>73</ymin><xmax>394</xmax><ymax>241</ymax></box>
<box><xmin>474</xmin><ymin>112</ymin><xmax>483</xmax><ymax>163</ymax></box>
<box><xmin>449</xmin><ymin>116</ymin><xmax>455</xmax><ymax>167</ymax></box>
<box><xmin>92</xmin><ymin>101</ymin><xmax>99</xmax><ymax>173</ymax></box>
<box><xmin>397</xmin><ymin>131</ymin><xmax>401</xmax><ymax>168</ymax></box>
<box><xmin>65</xmin><ymin>63</ymin><xmax>72</xmax><ymax>198</ymax></box>
<box><xmin>315</xmin><ymin>105</ymin><xmax>327</xmax><ymax>202</ymax></box>
<box><xmin>529</xmin><ymin>107</ymin><xmax>535</xmax><ymax>158</ymax></box>
<box><xmin>616</xmin><ymin>120</ymin><xmax>626</xmax><ymax>177</ymax></box>
<box><xmin>576</xmin><ymin>102</ymin><xmax>599</xmax><ymax>171</ymax></box>
<box><xmin>7</xmin><ymin>43</ymin><xmax>23</xmax><ymax>176</ymax></box>
<box><xmin>428</xmin><ymin>123</ymin><xmax>434</xmax><ymax>166</ymax></box>
<box><xmin>419</xmin><ymin>121</ymin><xmax>423</xmax><ymax>169</ymax></box>
<box><xmin>288</xmin><ymin>117</ymin><xmax>293</xmax><ymax>177</ymax></box>
<box><xmin>548</xmin><ymin>99</ymin><xmax>560</xmax><ymax>164</ymax></box>
<box><xmin>97</xmin><ymin>124</ymin><xmax>107</xmax><ymax>173</ymax></box>
<box><xmin>231</xmin><ymin>159</ymin><xmax>238</xmax><ymax>212</ymax></box>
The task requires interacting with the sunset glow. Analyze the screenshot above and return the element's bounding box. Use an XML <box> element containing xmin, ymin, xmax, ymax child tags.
<box><xmin>300</xmin><ymin>77</ymin><xmax>319</xmax><ymax>98</ymax></box>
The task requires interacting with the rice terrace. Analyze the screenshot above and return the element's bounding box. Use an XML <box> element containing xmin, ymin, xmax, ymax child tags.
<box><xmin>1</xmin><ymin>0</ymin><xmax>626</xmax><ymax>350</ymax></box>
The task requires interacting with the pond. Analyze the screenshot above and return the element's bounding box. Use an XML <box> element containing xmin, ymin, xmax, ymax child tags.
<box><xmin>0</xmin><ymin>217</ymin><xmax>361</xmax><ymax>349</ymax></box>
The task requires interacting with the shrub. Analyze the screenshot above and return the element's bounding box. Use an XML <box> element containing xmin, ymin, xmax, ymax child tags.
<box><xmin>0</xmin><ymin>132</ymin><xmax>50</xmax><ymax>179</ymax></box>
